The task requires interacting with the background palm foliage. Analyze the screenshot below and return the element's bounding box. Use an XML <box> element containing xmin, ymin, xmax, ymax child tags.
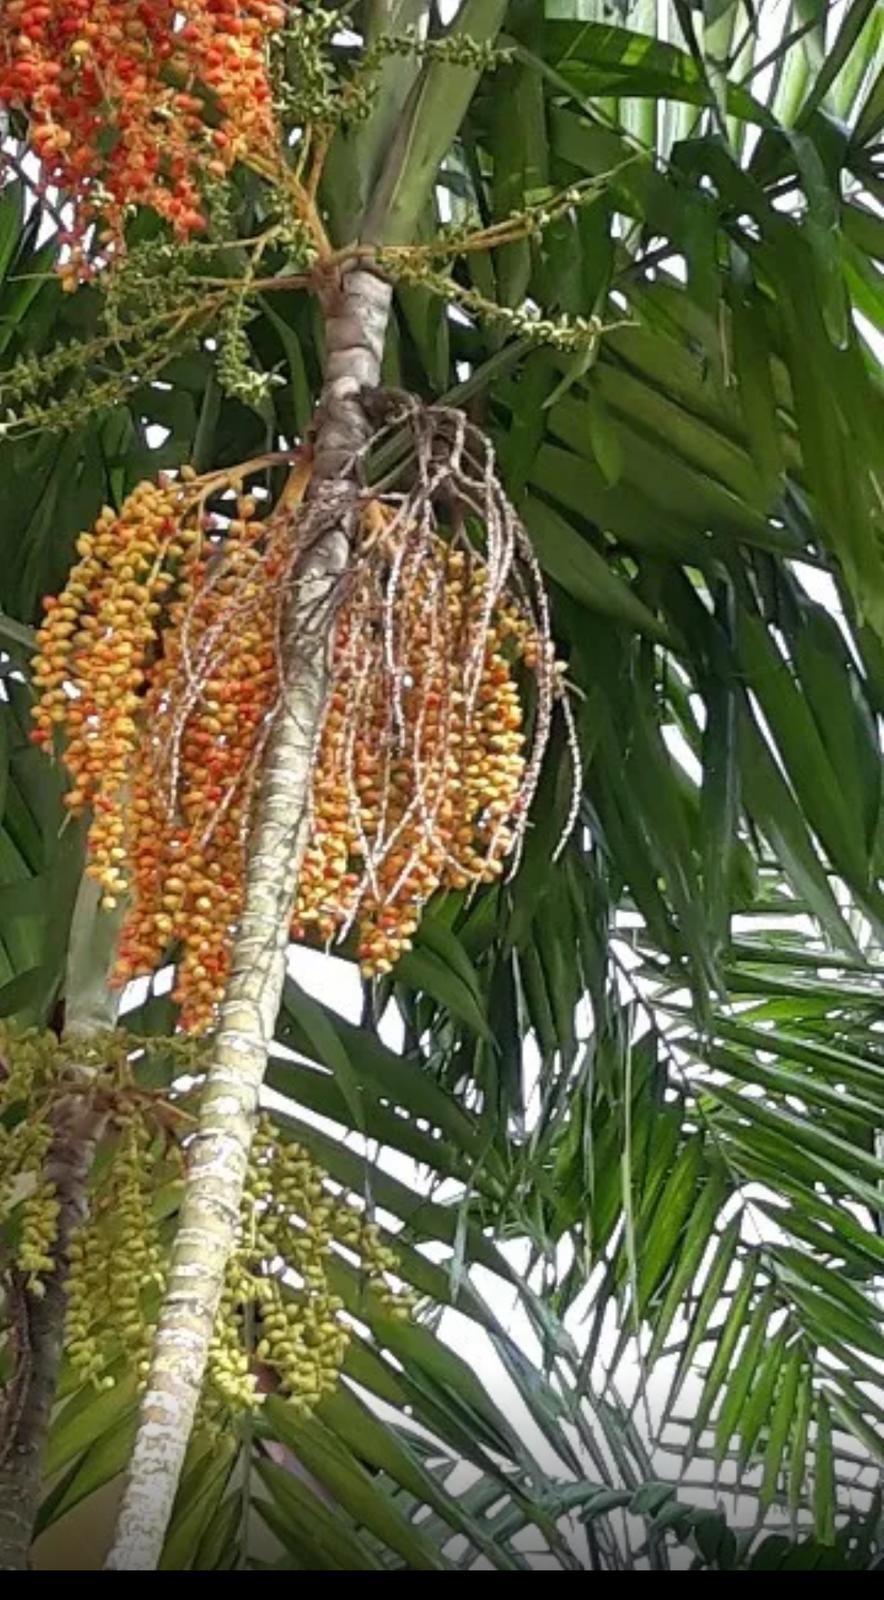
<box><xmin>1</xmin><ymin>0</ymin><xmax>883</xmax><ymax>1571</ymax></box>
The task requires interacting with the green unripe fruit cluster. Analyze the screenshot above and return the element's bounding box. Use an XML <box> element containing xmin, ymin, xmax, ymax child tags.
<box><xmin>0</xmin><ymin>1031</ymin><xmax>415</xmax><ymax>1428</ymax></box>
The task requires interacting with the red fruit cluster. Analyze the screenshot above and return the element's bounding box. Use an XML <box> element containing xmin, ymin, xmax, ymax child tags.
<box><xmin>0</xmin><ymin>1</ymin><xmax>286</xmax><ymax>282</ymax></box>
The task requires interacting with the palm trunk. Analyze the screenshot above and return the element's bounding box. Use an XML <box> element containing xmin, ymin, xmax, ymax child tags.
<box><xmin>0</xmin><ymin>879</ymin><xmax>121</xmax><ymax>1570</ymax></box>
<box><xmin>105</xmin><ymin>266</ymin><xmax>392</xmax><ymax>1571</ymax></box>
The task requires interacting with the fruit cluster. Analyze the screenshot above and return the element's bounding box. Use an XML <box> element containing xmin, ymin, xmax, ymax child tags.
<box><xmin>0</xmin><ymin>0</ymin><xmax>285</xmax><ymax>284</ymax></box>
<box><xmin>0</xmin><ymin>1027</ymin><xmax>65</xmax><ymax>1292</ymax></box>
<box><xmin>0</xmin><ymin>1030</ymin><xmax>412</xmax><ymax>1420</ymax></box>
<box><xmin>30</xmin><ymin>469</ymin><xmax>278</xmax><ymax>1031</ymax></box>
<box><xmin>204</xmin><ymin>1118</ymin><xmax>412</xmax><ymax>1419</ymax></box>
<box><xmin>30</xmin><ymin>476</ymin><xmax>205</xmax><ymax>909</ymax></box>
<box><xmin>66</xmin><ymin>1109</ymin><xmax>167</xmax><ymax>1388</ymax></box>
<box><xmin>114</xmin><ymin>497</ymin><xmax>281</xmax><ymax>1030</ymax></box>
<box><xmin>32</xmin><ymin>460</ymin><xmax>555</xmax><ymax>1030</ymax></box>
<box><xmin>292</xmin><ymin>526</ymin><xmax>536</xmax><ymax>975</ymax></box>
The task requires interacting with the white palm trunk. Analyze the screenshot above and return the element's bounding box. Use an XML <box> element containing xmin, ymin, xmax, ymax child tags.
<box><xmin>105</xmin><ymin>267</ymin><xmax>392</xmax><ymax>1571</ymax></box>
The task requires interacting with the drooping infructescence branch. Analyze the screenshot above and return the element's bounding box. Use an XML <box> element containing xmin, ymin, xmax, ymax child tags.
<box><xmin>105</xmin><ymin>265</ymin><xmax>393</xmax><ymax>1570</ymax></box>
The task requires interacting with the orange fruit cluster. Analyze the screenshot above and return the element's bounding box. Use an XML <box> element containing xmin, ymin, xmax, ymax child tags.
<box><xmin>116</xmin><ymin>503</ymin><xmax>280</xmax><ymax>1031</ymax></box>
<box><xmin>30</xmin><ymin>478</ymin><xmax>202</xmax><ymax>906</ymax></box>
<box><xmin>33</xmin><ymin>480</ymin><xmax>550</xmax><ymax>1032</ymax></box>
<box><xmin>0</xmin><ymin>0</ymin><xmax>285</xmax><ymax>283</ymax></box>
<box><xmin>292</xmin><ymin>538</ymin><xmax>533</xmax><ymax>975</ymax></box>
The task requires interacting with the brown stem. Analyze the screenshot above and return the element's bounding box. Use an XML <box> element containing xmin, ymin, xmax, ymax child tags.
<box><xmin>105</xmin><ymin>265</ymin><xmax>392</xmax><ymax>1571</ymax></box>
<box><xmin>0</xmin><ymin>881</ymin><xmax>123</xmax><ymax>1570</ymax></box>
<box><xmin>0</xmin><ymin>1098</ymin><xmax>106</xmax><ymax>1570</ymax></box>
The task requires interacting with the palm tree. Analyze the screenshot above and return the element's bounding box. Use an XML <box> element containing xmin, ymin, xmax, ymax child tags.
<box><xmin>0</xmin><ymin>0</ymin><xmax>882</xmax><ymax>1571</ymax></box>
